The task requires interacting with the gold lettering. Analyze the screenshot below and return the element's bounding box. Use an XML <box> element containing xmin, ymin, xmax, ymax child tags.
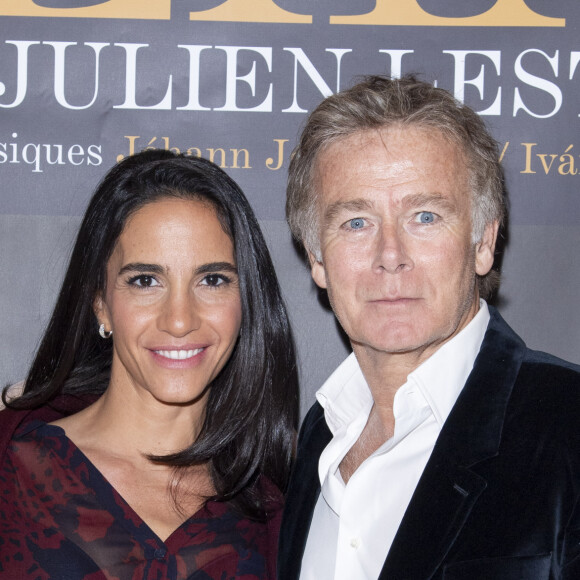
<box><xmin>1</xmin><ymin>0</ymin><xmax>563</xmax><ymax>26</ymax></box>
<box><xmin>521</xmin><ymin>143</ymin><xmax>537</xmax><ymax>174</ymax></box>
<box><xmin>498</xmin><ymin>141</ymin><xmax>510</xmax><ymax>163</ymax></box>
<box><xmin>559</xmin><ymin>145</ymin><xmax>577</xmax><ymax>175</ymax></box>
<box><xmin>266</xmin><ymin>139</ymin><xmax>288</xmax><ymax>171</ymax></box>
<box><xmin>207</xmin><ymin>148</ymin><xmax>227</xmax><ymax>168</ymax></box>
<box><xmin>331</xmin><ymin>0</ymin><xmax>564</xmax><ymax>27</ymax></box>
<box><xmin>118</xmin><ymin>137</ymin><xmax>255</xmax><ymax>169</ymax></box>
<box><xmin>230</xmin><ymin>148</ymin><xmax>251</xmax><ymax>169</ymax></box>
<box><xmin>538</xmin><ymin>153</ymin><xmax>557</xmax><ymax>174</ymax></box>
<box><xmin>0</xmin><ymin>0</ymin><xmax>169</xmax><ymax>19</ymax></box>
<box><xmin>160</xmin><ymin>137</ymin><xmax>181</xmax><ymax>155</ymax></box>
<box><xmin>190</xmin><ymin>0</ymin><xmax>311</xmax><ymax>24</ymax></box>
<box><xmin>117</xmin><ymin>135</ymin><xmax>140</xmax><ymax>162</ymax></box>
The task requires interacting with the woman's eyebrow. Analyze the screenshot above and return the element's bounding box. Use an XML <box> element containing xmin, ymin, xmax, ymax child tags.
<box><xmin>195</xmin><ymin>262</ymin><xmax>238</xmax><ymax>276</ymax></box>
<box><xmin>117</xmin><ymin>262</ymin><xmax>238</xmax><ymax>277</ymax></box>
<box><xmin>118</xmin><ymin>263</ymin><xmax>164</xmax><ymax>276</ymax></box>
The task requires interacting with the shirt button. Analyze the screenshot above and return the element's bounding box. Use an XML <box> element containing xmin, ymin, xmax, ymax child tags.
<box><xmin>154</xmin><ymin>548</ymin><xmax>167</xmax><ymax>560</ymax></box>
<box><xmin>350</xmin><ymin>537</ymin><xmax>360</xmax><ymax>549</ymax></box>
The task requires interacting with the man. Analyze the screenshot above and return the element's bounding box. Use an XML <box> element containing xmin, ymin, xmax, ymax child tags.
<box><xmin>278</xmin><ymin>75</ymin><xmax>580</xmax><ymax>580</ymax></box>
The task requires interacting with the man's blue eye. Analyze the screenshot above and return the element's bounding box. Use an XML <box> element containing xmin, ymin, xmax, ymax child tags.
<box><xmin>349</xmin><ymin>218</ymin><xmax>365</xmax><ymax>229</ymax></box>
<box><xmin>419</xmin><ymin>212</ymin><xmax>435</xmax><ymax>224</ymax></box>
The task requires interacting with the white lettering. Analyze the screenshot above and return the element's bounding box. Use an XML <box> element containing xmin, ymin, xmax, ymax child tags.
<box><xmin>114</xmin><ymin>43</ymin><xmax>172</xmax><ymax>110</ymax></box>
<box><xmin>513</xmin><ymin>49</ymin><xmax>562</xmax><ymax>118</ymax></box>
<box><xmin>47</xmin><ymin>41</ymin><xmax>108</xmax><ymax>110</ymax></box>
<box><xmin>378</xmin><ymin>49</ymin><xmax>414</xmax><ymax>79</ymax></box>
<box><xmin>0</xmin><ymin>41</ymin><xmax>40</xmax><ymax>108</ymax></box>
<box><xmin>282</xmin><ymin>48</ymin><xmax>351</xmax><ymax>113</ymax></box>
<box><xmin>444</xmin><ymin>49</ymin><xmax>501</xmax><ymax>115</ymax></box>
<box><xmin>214</xmin><ymin>46</ymin><xmax>273</xmax><ymax>112</ymax></box>
<box><xmin>176</xmin><ymin>45</ymin><xmax>212</xmax><ymax>111</ymax></box>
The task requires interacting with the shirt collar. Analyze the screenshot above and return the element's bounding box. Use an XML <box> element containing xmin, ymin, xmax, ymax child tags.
<box><xmin>408</xmin><ymin>300</ymin><xmax>490</xmax><ymax>427</ymax></box>
<box><xmin>317</xmin><ymin>300</ymin><xmax>490</xmax><ymax>433</ymax></box>
<box><xmin>316</xmin><ymin>352</ymin><xmax>372</xmax><ymax>435</ymax></box>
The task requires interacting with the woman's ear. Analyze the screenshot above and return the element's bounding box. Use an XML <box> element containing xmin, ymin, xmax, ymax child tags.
<box><xmin>93</xmin><ymin>292</ymin><xmax>111</xmax><ymax>329</ymax></box>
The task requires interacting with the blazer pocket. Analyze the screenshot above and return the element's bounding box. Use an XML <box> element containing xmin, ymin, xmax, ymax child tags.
<box><xmin>442</xmin><ymin>553</ymin><xmax>551</xmax><ymax>579</ymax></box>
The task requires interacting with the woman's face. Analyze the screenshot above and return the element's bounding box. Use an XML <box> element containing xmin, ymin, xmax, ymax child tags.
<box><xmin>95</xmin><ymin>197</ymin><xmax>242</xmax><ymax>406</ymax></box>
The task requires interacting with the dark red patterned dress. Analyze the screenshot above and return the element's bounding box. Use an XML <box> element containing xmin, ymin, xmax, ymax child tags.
<box><xmin>0</xmin><ymin>421</ymin><xmax>282</xmax><ymax>580</ymax></box>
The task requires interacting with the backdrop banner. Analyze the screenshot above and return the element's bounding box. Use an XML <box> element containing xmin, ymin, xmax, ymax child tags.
<box><xmin>1</xmin><ymin>1</ymin><xmax>579</xmax><ymax>415</ymax></box>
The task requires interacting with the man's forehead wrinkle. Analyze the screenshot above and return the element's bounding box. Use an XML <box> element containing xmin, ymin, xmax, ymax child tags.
<box><xmin>377</xmin><ymin>125</ymin><xmax>391</xmax><ymax>156</ymax></box>
<box><xmin>367</xmin><ymin>129</ymin><xmax>422</xmax><ymax>182</ymax></box>
<box><xmin>401</xmin><ymin>192</ymin><xmax>455</xmax><ymax>210</ymax></box>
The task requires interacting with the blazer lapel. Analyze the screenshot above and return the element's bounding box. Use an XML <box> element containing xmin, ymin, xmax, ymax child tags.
<box><xmin>379</xmin><ymin>308</ymin><xmax>527</xmax><ymax>579</ymax></box>
<box><xmin>278</xmin><ymin>403</ymin><xmax>332</xmax><ymax>580</ymax></box>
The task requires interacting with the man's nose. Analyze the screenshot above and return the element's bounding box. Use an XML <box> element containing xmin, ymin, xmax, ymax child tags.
<box><xmin>372</xmin><ymin>222</ymin><xmax>413</xmax><ymax>274</ymax></box>
<box><xmin>158</xmin><ymin>288</ymin><xmax>201</xmax><ymax>337</ymax></box>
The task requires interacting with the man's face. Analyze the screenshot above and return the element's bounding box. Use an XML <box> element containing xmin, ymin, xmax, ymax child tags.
<box><xmin>310</xmin><ymin>125</ymin><xmax>497</xmax><ymax>366</ymax></box>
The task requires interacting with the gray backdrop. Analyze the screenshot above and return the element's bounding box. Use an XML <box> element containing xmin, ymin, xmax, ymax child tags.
<box><xmin>1</xmin><ymin>1</ymin><xmax>579</xmax><ymax>417</ymax></box>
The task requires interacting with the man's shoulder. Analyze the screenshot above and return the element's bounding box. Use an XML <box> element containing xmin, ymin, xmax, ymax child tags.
<box><xmin>486</xmin><ymin>306</ymin><xmax>580</xmax><ymax>382</ymax></box>
<box><xmin>504</xmin><ymin>348</ymin><xmax>580</xmax><ymax>448</ymax></box>
<box><xmin>516</xmin><ymin>348</ymin><xmax>580</xmax><ymax>405</ymax></box>
<box><xmin>295</xmin><ymin>401</ymin><xmax>332</xmax><ymax>457</ymax></box>
<box><xmin>522</xmin><ymin>348</ymin><xmax>580</xmax><ymax>376</ymax></box>
<box><xmin>298</xmin><ymin>402</ymin><xmax>327</xmax><ymax>440</ymax></box>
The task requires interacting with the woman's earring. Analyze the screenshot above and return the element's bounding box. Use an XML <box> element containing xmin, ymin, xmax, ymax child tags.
<box><xmin>99</xmin><ymin>323</ymin><xmax>112</xmax><ymax>339</ymax></box>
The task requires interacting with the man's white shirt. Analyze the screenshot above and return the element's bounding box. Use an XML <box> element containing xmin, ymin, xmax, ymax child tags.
<box><xmin>299</xmin><ymin>301</ymin><xmax>490</xmax><ymax>580</ymax></box>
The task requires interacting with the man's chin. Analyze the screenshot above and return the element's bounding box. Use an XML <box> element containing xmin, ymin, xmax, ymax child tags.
<box><xmin>352</xmin><ymin>331</ymin><xmax>430</xmax><ymax>357</ymax></box>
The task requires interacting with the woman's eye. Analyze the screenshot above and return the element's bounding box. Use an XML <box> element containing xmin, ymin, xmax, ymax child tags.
<box><xmin>201</xmin><ymin>274</ymin><xmax>227</xmax><ymax>287</ymax></box>
<box><xmin>347</xmin><ymin>218</ymin><xmax>365</xmax><ymax>230</ymax></box>
<box><xmin>417</xmin><ymin>211</ymin><xmax>436</xmax><ymax>224</ymax></box>
<box><xmin>129</xmin><ymin>275</ymin><xmax>159</xmax><ymax>287</ymax></box>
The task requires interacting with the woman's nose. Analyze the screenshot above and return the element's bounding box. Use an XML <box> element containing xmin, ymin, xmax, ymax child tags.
<box><xmin>158</xmin><ymin>289</ymin><xmax>201</xmax><ymax>337</ymax></box>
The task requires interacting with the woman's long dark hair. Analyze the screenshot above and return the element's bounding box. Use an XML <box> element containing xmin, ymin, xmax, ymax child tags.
<box><xmin>4</xmin><ymin>149</ymin><xmax>299</xmax><ymax>518</ymax></box>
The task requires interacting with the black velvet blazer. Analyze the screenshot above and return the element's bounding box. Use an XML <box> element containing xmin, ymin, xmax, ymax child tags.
<box><xmin>278</xmin><ymin>308</ymin><xmax>580</xmax><ymax>579</ymax></box>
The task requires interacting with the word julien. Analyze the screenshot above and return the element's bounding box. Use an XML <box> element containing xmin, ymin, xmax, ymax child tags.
<box><xmin>0</xmin><ymin>41</ymin><xmax>579</xmax><ymax>118</ymax></box>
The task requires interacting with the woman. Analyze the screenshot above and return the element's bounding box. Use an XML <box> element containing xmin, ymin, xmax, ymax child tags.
<box><xmin>0</xmin><ymin>150</ymin><xmax>299</xmax><ymax>579</ymax></box>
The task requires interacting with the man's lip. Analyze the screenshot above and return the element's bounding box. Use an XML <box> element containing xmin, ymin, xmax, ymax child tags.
<box><xmin>370</xmin><ymin>297</ymin><xmax>418</xmax><ymax>303</ymax></box>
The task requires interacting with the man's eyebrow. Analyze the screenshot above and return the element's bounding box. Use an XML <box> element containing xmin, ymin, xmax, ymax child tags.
<box><xmin>322</xmin><ymin>193</ymin><xmax>457</xmax><ymax>224</ymax></box>
<box><xmin>118</xmin><ymin>263</ymin><xmax>164</xmax><ymax>276</ymax></box>
<box><xmin>402</xmin><ymin>192</ymin><xmax>457</xmax><ymax>211</ymax></box>
<box><xmin>324</xmin><ymin>198</ymin><xmax>375</xmax><ymax>225</ymax></box>
<box><xmin>195</xmin><ymin>262</ymin><xmax>238</xmax><ymax>276</ymax></box>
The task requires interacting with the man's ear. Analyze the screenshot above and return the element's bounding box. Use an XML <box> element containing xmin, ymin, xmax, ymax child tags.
<box><xmin>475</xmin><ymin>220</ymin><xmax>499</xmax><ymax>276</ymax></box>
<box><xmin>307</xmin><ymin>250</ymin><xmax>328</xmax><ymax>289</ymax></box>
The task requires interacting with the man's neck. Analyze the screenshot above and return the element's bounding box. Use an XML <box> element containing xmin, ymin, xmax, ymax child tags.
<box><xmin>339</xmin><ymin>345</ymin><xmax>452</xmax><ymax>483</ymax></box>
<box><xmin>351</xmin><ymin>298</ymin><xmax>482</xmax><ymax>426</ymax></box>
<box><xmin>352</xmin><ymin>346</ymin><xmax>430</xmax><ymax>416</ymax></box>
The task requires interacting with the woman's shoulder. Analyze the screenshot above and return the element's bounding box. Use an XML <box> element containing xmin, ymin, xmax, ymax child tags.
<box><xmin>0</xmin><ymin>393</ymin><xmax>98</xmax><ymax>458</ymax></box>
<box><xmin>257</xmin><ymin>475</ymin><xmax>284</xmax><ymax>511</ymax></box>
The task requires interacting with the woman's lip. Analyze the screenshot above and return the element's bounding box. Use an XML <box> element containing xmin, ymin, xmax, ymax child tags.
<box><xmin>147</xmin><ymin>344</ymin><xmax>209</xmax><ymax>360</ymax></box>
<box><xmin>148</xmin><ymin>346</ymin><xmax>208</xmax><ymax>368</ymax></box>
<box><xmin>153</xmin><ymin>348</ymin><xmax>205</xmax><ymax>361</ymax></box>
